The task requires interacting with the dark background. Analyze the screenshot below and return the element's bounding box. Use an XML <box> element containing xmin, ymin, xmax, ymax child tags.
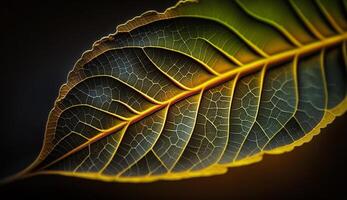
<box><xmin>1</xmin><ymin>0</ymin><xmax>347</xmax><ymax>199</ymax></box>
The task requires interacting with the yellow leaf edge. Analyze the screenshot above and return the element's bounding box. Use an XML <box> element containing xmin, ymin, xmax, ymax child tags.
<box><xmin>1</xmin><ymin>0</ymin><xmax>346</xmax><ymax>184</ymax></box>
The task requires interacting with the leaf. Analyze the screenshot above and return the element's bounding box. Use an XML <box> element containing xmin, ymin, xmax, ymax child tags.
<box><xmin>6</xmin><ymin>0</ymin><xmax>347</xmax><ymax>183</ymax></box>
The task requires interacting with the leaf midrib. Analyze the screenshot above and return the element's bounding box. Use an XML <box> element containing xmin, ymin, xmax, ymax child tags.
<box><xmin>38</xmin><ymin>32</ymin><xmax>347</xmax><ymax>171</ymax></box>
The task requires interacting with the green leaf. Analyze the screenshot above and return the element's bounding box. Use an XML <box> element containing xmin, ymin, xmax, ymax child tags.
<box><xmin>6</xmin><ymin>0</ymin><xmax>347</xmax><ymax>183</ymax></box>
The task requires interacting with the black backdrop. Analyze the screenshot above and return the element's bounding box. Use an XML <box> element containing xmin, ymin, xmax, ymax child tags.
<box><xmin>1</xmin><ymin>0</ymin><xmax>347</xmax><ymax>199</ymax></box>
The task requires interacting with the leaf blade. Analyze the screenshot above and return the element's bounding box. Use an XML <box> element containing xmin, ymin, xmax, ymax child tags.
<box><xmin>14</xmin><ymin>0</ymin><xmax>347</xmax><ymax>183</ymax></box>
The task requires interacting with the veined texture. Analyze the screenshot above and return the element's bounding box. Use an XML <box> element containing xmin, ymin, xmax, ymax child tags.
<box><xmin>9</xmin><ymin>0</ymin><xmax>347</xmax><ymax>183</ymax></box>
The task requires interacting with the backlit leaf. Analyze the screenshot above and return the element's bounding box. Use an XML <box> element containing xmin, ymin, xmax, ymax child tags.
<box><xmin>7</xmin><ymin>0</ymin><xmax>347</xmax><ymax>183</ymax></box>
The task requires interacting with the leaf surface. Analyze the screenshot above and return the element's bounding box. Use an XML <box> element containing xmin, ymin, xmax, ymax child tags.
<box><xmin>13</xmin><ymin>0</ymin><xmax>347</xmax><ymax>182</ymax></box>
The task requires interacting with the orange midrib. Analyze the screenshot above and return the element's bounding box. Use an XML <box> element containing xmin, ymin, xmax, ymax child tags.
<box><xmin>39</xmin><ymin>32</ymin><xmax>347</xmax><ymax>171</ymax></box>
